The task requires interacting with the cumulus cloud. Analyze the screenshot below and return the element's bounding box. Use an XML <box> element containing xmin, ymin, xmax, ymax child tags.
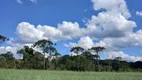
<box><xmin>65</xmin><ymin>36</ymin><xmax>142</xmax><ymax>61</ymax></box>
<box><xmin>136</xmin><ymin>11</ymin><xmax>142</xmax><ymax>17</ymax></box>
<box><xmin>86</xmin><ymin>0</ymin><xmax>136</xmax><ymax>39</ymax></box>
<box><xmin>16</xmin><ymin>22</ymin><xmax>46</xmax><ymax>43</ymax></box>
<box><xmin>66</xmin><ymin>36</ymin><xmax>94</xmax><ymax>49</ymax></box>
<box><xmin>3</xmin><ymin>0</ymin><xmax>142</xmax><ymax>61</ymax></box>
<box><xmin>91</xmin><ymin>0</ymin><xmax>131</xmax><ymax>18</ymax></box>
<box><xmin>10</xmin><ymin>21</ymin><xmax>85</xmax><ymax>45</ymax></box>
<box><xmin>0</xmin><ymin>46</ymin><xmax>18</xmax><ymax>54</ymax></box>
<box><xmin>37</xmin><ymin>25</ymin><xmax>65</xmax><ymax>42</ymax></box>
<box><xmin>58</xmin><ymin>21</ymin><xmax>85</xmax><ymax>40</ymax></box>
<box><xmin>106</xmin><ymin>51</ymin><xmax>142</xmax><ymax>62</ymax></box>
<box><xmin>86</xmin><ymin>12</ymin><xmax>136</xmax><ymax>38</ymax></box>
<box><xmin>1</xmin><ymin>21</ymin><xmax>85</xmax><ymax>57</ymax></box>
<box><xmin>95</xmin><ymin>30</ymin><xmax>142</xmax><ymax>51</ymax></box>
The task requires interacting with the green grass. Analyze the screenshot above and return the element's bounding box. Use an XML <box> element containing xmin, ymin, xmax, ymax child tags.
<box><xmin>0</xmin><ymin>69</ymin><xmax>142</xmax><ymax>80</ymax></box>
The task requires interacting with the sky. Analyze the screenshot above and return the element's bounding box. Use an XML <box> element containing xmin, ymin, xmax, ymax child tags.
<box><xmin>0</xmin><ymin>0</ymin><xmax>142</xmax><ymax>62</ymax></box>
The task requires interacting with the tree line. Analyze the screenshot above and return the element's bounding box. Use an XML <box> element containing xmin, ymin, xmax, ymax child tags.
<box><xmin>0</xmin><ymin>35</ymin><xmax>142</xmax><ymax>72</ymax></box>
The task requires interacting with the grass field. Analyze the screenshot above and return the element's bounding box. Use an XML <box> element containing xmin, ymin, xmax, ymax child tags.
<box><xmin>0</xmin><ymin>69</ymin><xmax>142</xmax><ymax>80</ymax></box>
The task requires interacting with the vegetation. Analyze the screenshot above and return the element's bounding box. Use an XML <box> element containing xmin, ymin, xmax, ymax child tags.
<box><xmin>0</xmin><ymin>39</ymin><xmax>142</xmax><ymax>72</ymax></box>
<box><xmin>0</xmin><ymin>69</ymin><xmax>142</xmax><ymax>80</ymax></box>
<box><xmin>33</xmin><ymin>39</ymin><xmax>57</xmax><ymax>69</ymax></box>
<box><xmin>0</xmin><ymin>35</ymin><xmax>8</xmax><ymax>43</ymax></box>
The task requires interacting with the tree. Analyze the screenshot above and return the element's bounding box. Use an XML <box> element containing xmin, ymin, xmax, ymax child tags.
<box><xmin>70</xmin><ymin>47</ymin><xmax>85</xmax><ymax>71</ymax></box>
<box><xmin>17</xmin><ymin>46</ymin><xmax>34</xmax><ymax>69</ymax></box>
<box><xmin>52</xmin><ymin>52</ymin><xmax>61</xmax><ymax>70</ymax></box>
<box><xmin>82</xmin><ymin>51</ymin><xmax>92</xmax><ymax>59</ymax></box>
<box><xmin>0</xmin><ymin>35</ymin><xmax>8</xmax><ymax>43</ymax></box>
<box><xmin>89</xmin><ymin>46</ymin><xmax>105</xmax><ymax>71</ymax></box>
<box><xmin>70</xmin><ymin>47</ymin><xmax>84</xmax><ymax>56</ymax></box>
<box><xmin>33</xmin><ymin>39</ymin><xmax>57</xmax><ymax>69</ymax></box>
<box><xmin>32</xmin><ymin>52</ymin><xmax>44</xmax><ymax>69</ymax></box>
<box><xmin>17</xmin><ymin>46</ymin><xmax>34</xmax><ymax>62</ymax></box>
<box><xmin>0</xmin><ymin>52</ymin><xmax>14</xmax><ymax>61</ymax></box>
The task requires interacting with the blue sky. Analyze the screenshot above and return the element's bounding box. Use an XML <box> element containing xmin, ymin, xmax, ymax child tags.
<box><xmin>0</xmin><ymin>0</ymin><xmax>142</xmax><ymax>61</ymax></box>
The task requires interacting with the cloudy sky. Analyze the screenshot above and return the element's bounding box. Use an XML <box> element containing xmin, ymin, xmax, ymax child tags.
<box><xmin>0</xmin><ymin>0</ymin><xmax>142</xmax><ymax>62</ymax></box>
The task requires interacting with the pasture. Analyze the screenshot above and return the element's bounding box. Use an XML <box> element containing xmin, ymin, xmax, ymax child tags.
<box><xmin>0</xmin><ymin>69</ymin><xmax>142</xmax><ymax>80</ymax></box>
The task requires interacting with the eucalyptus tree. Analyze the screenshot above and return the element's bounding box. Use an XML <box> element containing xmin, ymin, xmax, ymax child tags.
<box><xmin>33</xmin><ymin>39</ymin><xmax>57</xmax><ymax>69</ymax></box>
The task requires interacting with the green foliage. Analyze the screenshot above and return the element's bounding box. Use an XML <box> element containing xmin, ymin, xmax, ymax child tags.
<box><xmin>70</xmin><ymin>46</ymin><xmax>84</xmax><ymax>55</ymax></box>
<box><xmin>33</xmin><ymin>39</ymin><xmax>57</xmax><ymax>69</ymax></box>
<box><xmin>33</xmin><ymin>39</ymin><xmax>54</xmax><ymax>53</ymax></box>
<box><xmin>0</xmin><ymin>52</ymin><xmax>14</xmax><ymax>61</ymax></box>
<box><xmin>0</xmin><ymin>35</ymin><xmax>8</xmax><ymax>43</ymax></box>
<box><xmin>0</xmin><ymin>40</ymin><xmax>142</xmax><ymax>72</ymax></box>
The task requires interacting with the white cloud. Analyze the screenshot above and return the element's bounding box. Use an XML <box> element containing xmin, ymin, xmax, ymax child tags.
<box><xmin>37</xmin><ymin>25</ymin><xmax>65</xmax><ymax>42</ymax></box>
<box><xmin>0</xmin><ymin>46</ymin><xmax>18</xmax><ymax>54</ymax></box>
<box><xmin>16</xmin><ymin>22</ymin><xmax>47</xmax><ymax>43</ymax></box>
<box><xmin>106</xmin><ymin>51</ymin><xmax>142</xmax><ymax>62</ymax></box>
<box><xmin>87</xmin><ymin>0</ymin><xmax>136</xmax><ymax>39</ymax></box>
<box><xmin>58</xmin><ymin>21</ymin><xmax>85</xmax><ymax>40</ymax></box>
<box><xmin>16</xmin><ymin>0</ymin><xmax>23</xmax><ymax>4</ymax></box>
<box><xmin>86</xmin><ymin>12</ymin><xmax>136</xmax><ymax>38</ymax></box>
<box><xmin>67</xmin><ymin>36</ymin><xmax>95</xmax><ymax>56</ymax></box>
<box><xmin>65</xmin><ymin>30</ymin><xmax>142</xmax><ymax>61</ymax></box>
<box><xmin>91</xmin><ymin>0</ymin><xmax>131</xmax><ymax>18</ymax></box>
<box><xmin>136</xmin><ymin>11</ymin><xmax>142</xmax><ymax>16</ymax></box>
<box><xmin>11</xmin><ymin>21</ymin><xmax>85</xmax><ymax>44</ymax></box>
<box><xmin>95</xmin><ymin>30</ymin><xmax>142</xmax><ymax>51</ymax></box>
<box><xmin>5</xmin><ymin>0</ymin><xmax>142</xmax><ymax>61</ymax></box>
<box><xmin>66</xmin><ymin>36</ymin><xmax>94</xmax><ymax>49</ymax></box>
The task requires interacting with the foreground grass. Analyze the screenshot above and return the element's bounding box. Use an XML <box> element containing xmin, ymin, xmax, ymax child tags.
<box><xmin>0</xmin><ymin>69</ymin><xmax>142</xmax><ymax>80</ymax></box>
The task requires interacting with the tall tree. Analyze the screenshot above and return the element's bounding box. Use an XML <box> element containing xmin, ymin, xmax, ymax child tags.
<box><xmin>70</xmin><ymin>47</ymin><xmax>84</xmax><ymax>71</ymax></box>
<box><xmin>33</xmin><ymin>39</ymin><xmax>57</xmax><ymax>69</ymax></box>
<box><xmin>17</xmin><ymin>46</ymin><xmax>34</xmax><ymax>62</ymax></box>
<box><xmin>17</xmin><ymin>46</ymin><xmax>34</xmax><ymax>69</ymax></box>
<box><xmin>70</xmin><ymin>47</ymin><xmax>84</xmax><ymax>56</ymax></box>
<box><xmin>82</xmin><ymin>51</ymin><xmax>99</xmax><ymax>60</ymax></box>
<box><xmin>89</xmin><ymin>46</ymin><xmax>105</xmax><ymax>71</ymax></box>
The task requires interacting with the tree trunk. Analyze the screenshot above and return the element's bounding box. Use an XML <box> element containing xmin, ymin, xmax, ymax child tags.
<box><xmin>43</xmin><ymin>52</ymin><xmax>46</xmax><ymax>70</ymax></box>
<box><xmin>96</xmin><ymin>52</ymin><xmax>99</xmax><ymax>65</ymax></box>
<box><xmin>96</xmin><ymin>52</ymin><xmax>99</xmax><ymax>71</ymax></box>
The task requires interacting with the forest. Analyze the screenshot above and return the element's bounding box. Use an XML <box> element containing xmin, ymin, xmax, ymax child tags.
<box><xmin>0</xmin><ymin>35</ymin><xmax>142</xmax><ymax>72</ymax></box>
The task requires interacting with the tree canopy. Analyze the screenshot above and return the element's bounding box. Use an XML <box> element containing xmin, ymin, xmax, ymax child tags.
<box><xmin>0</xmin><ymin>35</ymin><xmax>8</xmax><ymax>43</ymax></box>
<box><xmin>0</xmin><ymin>39</ymin><xmax>142</xmax><ymax>72</ymax></box>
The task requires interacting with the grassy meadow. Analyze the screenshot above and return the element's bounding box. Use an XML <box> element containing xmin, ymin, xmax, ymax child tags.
<box><xmin>0</xmin><ymin>69</ymin><xmax>142</xmax><ymax>80</ymax></box>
